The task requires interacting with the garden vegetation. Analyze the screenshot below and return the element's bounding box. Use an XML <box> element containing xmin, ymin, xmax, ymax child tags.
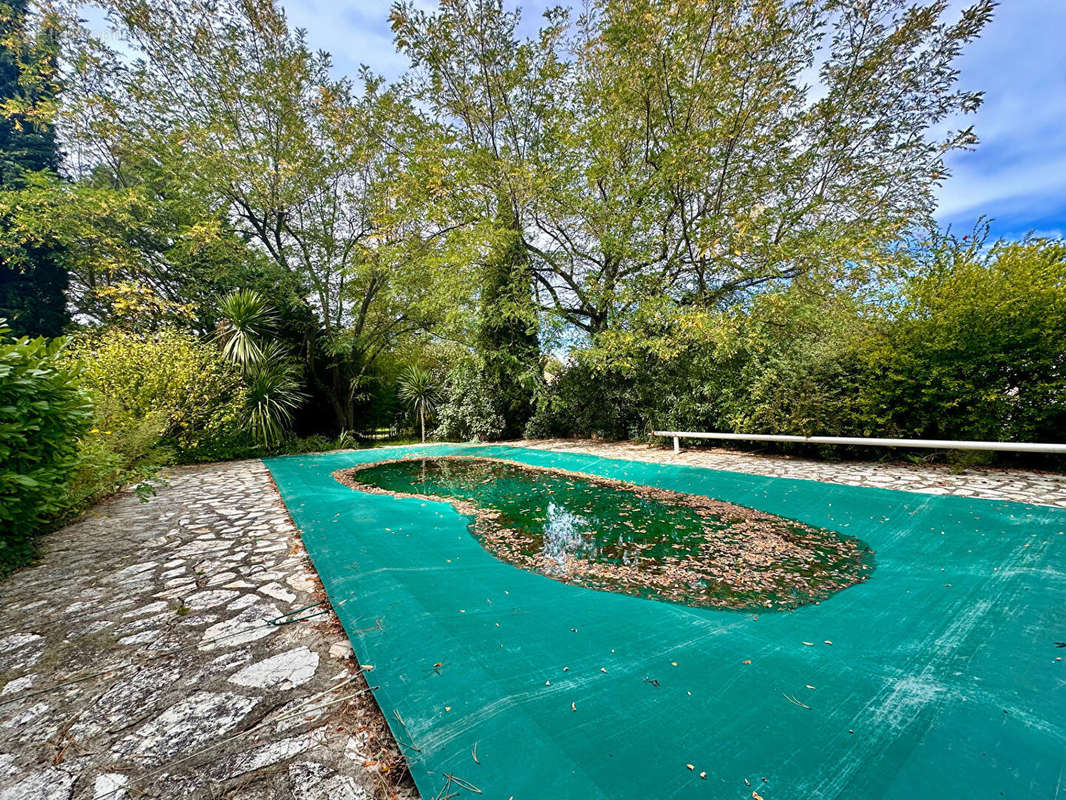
<box><xmin>0</xmin><ymin>0</ymin><xmax>1063</xmax><ymax>572</ymax></box>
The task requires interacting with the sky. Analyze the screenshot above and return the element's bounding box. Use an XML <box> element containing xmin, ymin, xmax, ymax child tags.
<box><xmin>92</xmin><ymin>0</ymin><xmax>1065</xmax><ymax>242</ymax></box>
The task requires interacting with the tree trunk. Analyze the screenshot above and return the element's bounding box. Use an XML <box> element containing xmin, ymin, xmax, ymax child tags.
<box><xmin>420</xmin><ymin>406</ymin><xmax>425</xmax><ymax>442</ymax></box>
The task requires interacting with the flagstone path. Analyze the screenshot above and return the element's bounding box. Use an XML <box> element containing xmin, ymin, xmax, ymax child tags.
<box><xmin>0</xmin><ymin>460</ymin><xmax>413</xmax><ymax>800</ymax></box>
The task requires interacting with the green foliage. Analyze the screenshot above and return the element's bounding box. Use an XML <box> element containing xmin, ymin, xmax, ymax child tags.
<box><xmin>0</xmin><ymin>324</ymin><xmax>91</xmax><ymax>572</ymax></box>
<box><xmin>244</xmin><ymin>342</ymin><xmax>306</xmax><ymax>447</ymax></box>
<box><xmin>863</xmin><ymin>232</ymin><xmax>1066</xmax><ymax>442</ymax></box>
<box><xmin>532</xmin><ymin>233</ymin><xmax>1066</xmax><ymax>453</ymax></box>
<box><xmin>393</xmin><ymin>0</ymin><xmax>558</xmax><ymax>436</ymax></box>
<box><xmin>55</xmin><ymin>0</ymin><xmax>475</xmax><ymax>431</ymax></box>
<box><xmin>0</xmin><ymin>0</ymin><xmax>69</xmax><ymax>337</ymax></box>
<box><xmin>478</xmin><ymin>221</ymin><xmax>540</xmax><ymax>437</ymax></box>
<box><xmin>11</xmin><ymin>0</ymin><xmax>1047</xmax><ymax>466</ymax></box>
<box><xmin>0</xmin><ymin>168</ymin><xmax>265</xmax><ymax>333</ymax></box>
<box><xmin>434</xmin><ymin>358</ymin><xmax>506</xmax><ymax>442</ymax></box>
<box><xmin>216</xmin><ymin>288</ymin><xmax>279</xmax><ymax>370</ymax></box>
<box><xmin>214</xmin><ymin>290</ymin><xmax>305</xmax><ymax>445</ymax></box>
<box><xmin>397</xmin><ymin>365</ymin><xmax>440</xmax><ymax>442</ymax></box>
<box><xmin>61</xmin><ymin>395</ymin><xmax>171</xmax><ymax>516</ymax></box>
<box><xmin>525</xmin><ymin>358</ymin><xmax>639</xmax><ymax>440</ymax></box>
<box><xmin>65</xmin><ymin>327</ymin><xmax>249</xmax><ymax>462</ymax></box>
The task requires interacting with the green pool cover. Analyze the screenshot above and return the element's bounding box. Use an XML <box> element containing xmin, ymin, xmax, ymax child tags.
<box><xmin>265</xmin><ymin>444</ymin><xmax>1066</xmax><ymax>799</ymax></box>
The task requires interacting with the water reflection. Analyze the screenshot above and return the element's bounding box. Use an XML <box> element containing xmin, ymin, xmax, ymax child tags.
<box><xmin>345</xmin><ymin>457</ymin><xmax>874</xmax><ymax>610</ymax></box>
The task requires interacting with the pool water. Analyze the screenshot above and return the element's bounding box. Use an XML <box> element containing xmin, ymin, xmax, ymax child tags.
<box><xmin>343</xmin><ymin>457</ymin><xmax>874</xmax><ymax>610</ymax></box>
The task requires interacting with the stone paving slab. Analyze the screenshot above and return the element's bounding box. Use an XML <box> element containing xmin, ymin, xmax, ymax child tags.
<box><xmin>0</xmin><ymin>460</ymin><xmax>414</xmax><ymax>800</ymax></box>
<box><xmin>513</xmin><ymin>439</ymin><xmax>1066</xmax><ymax>508</ymax></box>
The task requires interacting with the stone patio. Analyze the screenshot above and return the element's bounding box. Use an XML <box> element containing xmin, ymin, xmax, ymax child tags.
<box><xmin>0</xmin><ymin>460</ymin><xmax>414</xmax><ymax>800</ymax></box>
<box><xmin>514</xmin><ymin>439</ymin><xmax>1066</xmax><ymax>508</ymax></box>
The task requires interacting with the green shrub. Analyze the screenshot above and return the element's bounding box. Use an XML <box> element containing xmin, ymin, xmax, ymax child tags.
<box><xmin>0</xmin><ymin>326</ymin><xmax>92</xmax><ymax>572</ymax></box>
<box><xmin>64</xmin><ymin>327</ymin><xmax>250</xmax><ymax>462</ymax></box>
<box><xmin>862</xmin><ymin>236</ymin><xmax>1066</xmax><ymax>442</ymax></box>
<box><xmin>60</xmin><ymin>394</ymin><xmax>172</xmax><ymax>515</ymax></box>
<box><xmin>525</xmin><ymin>359</ymin><xmax>643</xmax><ymax>440</ymax></box>
<box><xmin>537</xmin><ymin>234</ymin><xmax>1066</xmax><ymax>461</ymax></box>
<box><xmin>434</xmin><ymin>358</ymin><xmax>506</xmax><ymax>441</ymax></box>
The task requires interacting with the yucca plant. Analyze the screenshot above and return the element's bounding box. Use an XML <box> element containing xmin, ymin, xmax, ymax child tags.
<box><xmin>398</xmin><ymin>366</ymin><xmax>440</xmax><ymax>443</ymax></box>
<box><xmin>245</xmin><ymin>342</ymin><xmax>306</xmax><ymax>446</ymax></box>
<box><xmin>216</xmin><ymin>289</ymin><xmax>278</xmax><ymax>371</ymax></box>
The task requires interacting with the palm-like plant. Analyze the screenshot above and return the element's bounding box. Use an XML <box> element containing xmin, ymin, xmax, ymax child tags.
<box><xmin>216</xmin><ymin>289</ymin><xmax>278</xmax><ymax>371</ymax></box>
<box><xmin>398</xmin><ymin>366</ymin><xmax>440</xmax><ymax>443</ymax></box>
<box><xmin>245</xmin><ymin>342</ymin><xmax>306</xmax><ymax>446</ymax></box>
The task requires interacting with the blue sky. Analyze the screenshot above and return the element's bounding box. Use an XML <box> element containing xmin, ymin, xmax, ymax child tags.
<box><xmin>263</xmin><ymin>1</ymin><xmax>1066</xmax><ymax>240</ymax></box>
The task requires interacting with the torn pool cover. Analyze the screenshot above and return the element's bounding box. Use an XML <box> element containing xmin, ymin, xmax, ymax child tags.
<box><xmin>266</xmin><ymin>444</ymin><xmax>1066</xmax><ymax>800</ymax></box>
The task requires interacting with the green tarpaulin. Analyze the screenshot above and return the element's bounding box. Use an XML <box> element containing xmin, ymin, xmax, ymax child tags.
<box><xmin>265</xmin><ymin>444</ymin><xmax>1066</xmax><ymax>799</ymax></box>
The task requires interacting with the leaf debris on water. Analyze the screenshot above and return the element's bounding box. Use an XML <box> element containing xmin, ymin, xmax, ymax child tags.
<box><xmin>336</xmin><ymin>457</ymin><xmax>876</xmax><ymax>612</ymax></box>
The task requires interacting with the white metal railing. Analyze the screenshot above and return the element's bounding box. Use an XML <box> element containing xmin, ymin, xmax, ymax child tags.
<box><xmin>653</xmin><ymin>431</ymin><xmax>1066</xmax><ymax>455</ymax></box>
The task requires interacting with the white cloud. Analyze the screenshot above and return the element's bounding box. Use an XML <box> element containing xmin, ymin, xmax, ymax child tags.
<box><xmin>937</xmin><ymin>153</ymin><xmax>1066</xmax><ymax>219</ymax></box>
<box><xmin>933</xmin><ymin>0</ymin><xmax>1066</xmax><ymax>228</ymax></box>
<box><xmin>280</xmin><ymin>0</ymin><xmax>410</xmax><ymax>79</ymax></box>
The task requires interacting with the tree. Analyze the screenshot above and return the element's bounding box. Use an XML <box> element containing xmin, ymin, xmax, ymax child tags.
<box><xmin>391</xmin><ymin>0</ymin><xmax>567</xmax><ymax>436</ymax></box>
<box><xmin>527</xmin><ymin>0</ymin><xmax>994</xmax><ymax>330</ymax></box>
<box><xmin>0</xmin><ymin>169</ymin><xmax>265</xmax><ymax>332</ymax></box>
<box><xmin>56</xmin><ymin>0</ymin><xmax>470</xmax><ymax>430</ymax></box>
<box><xmin>244</xmin><ymin>342</ymin><xmax>306</xmax><ymax>446</ymax></box>
<box><xmin>397</xmin><ymin>365</ymin><xmax>440</xmax><ymax>442</ymax></box>
<box><xmin>0</xmin><ymin>0</ymin><xmax>68</xmax><ymax>337</ymax></box>
<box><xmin>215</xmin><ymin>289</ymin><xmax>306</xmax><ymax>444</ymax></box>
